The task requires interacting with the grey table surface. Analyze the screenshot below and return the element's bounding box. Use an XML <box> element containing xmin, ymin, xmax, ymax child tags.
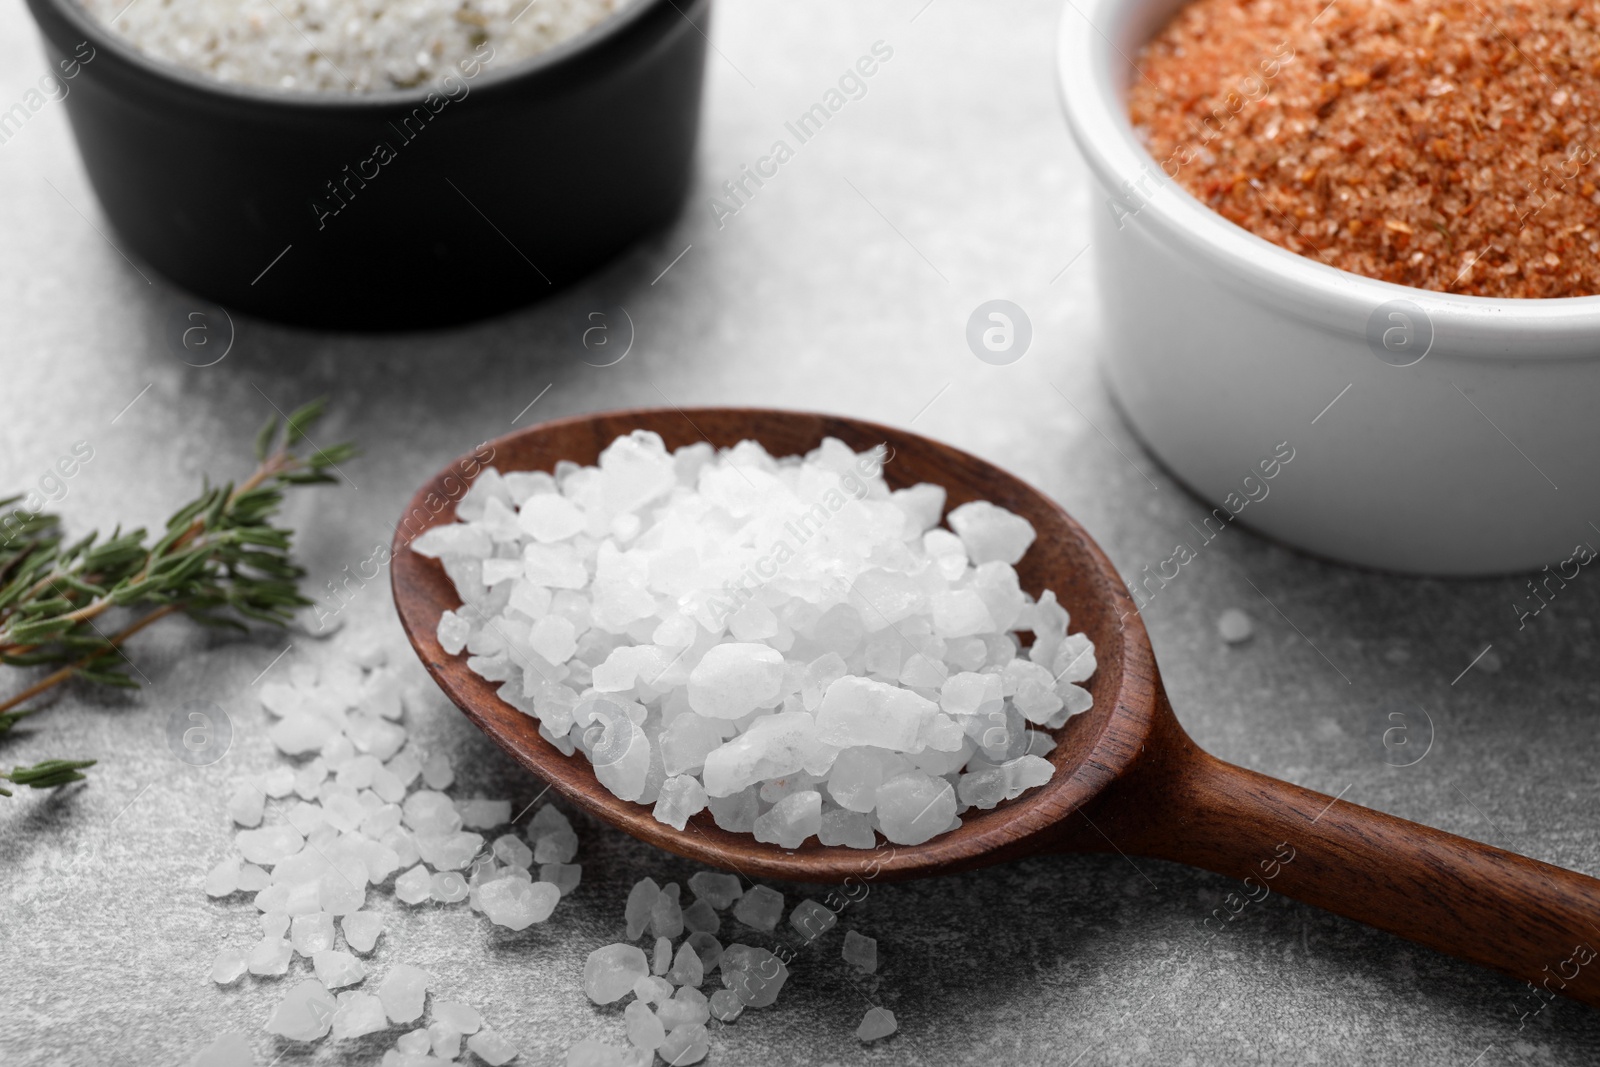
<box><xmin>3</xmin><ymin>1</ymin><xmax>1600</xmax><ymax>1064</ymax></box>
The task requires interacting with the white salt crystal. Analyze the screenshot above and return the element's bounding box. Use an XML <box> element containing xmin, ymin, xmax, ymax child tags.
<box><xmin>719</xmin><ymin>945</ymin><xmax>787</xmax><ymax>1007</ymax></box>
<box><xmin>421</xmin><ymin>752</ymin><xmax>455</xmax><ymax>791</ymax></box>
<box><xmin>378</xmin><ymin>964</ymin><xmax>431</xmax><ymax>1024</ymax></box>
<box><xmin>395</xmin><ymin>865</ymin><xmax>433</xmax><ymax>905</ymax></box>
<box><xmin>815</xmin><ymin>676</ymin><xmax>937</xmax><ymax>753</ymax></box>
<box><xmin>788</xmin><ymin>899</ymin><xmax>837</xmax><ymax>939</ymax></box>
<box><xmin>856</xmin><ymin>1007</ymin><xmax>897</xmax><ymax>1041</ymax></box>
<box><xmin>467</xmin><ymin>1028</ymin><xmax>519</xmax><ymax>1066</ymax></box>
<box><xmin>261</xmin><ymin>766</ymin><xmax>296</xmax><ymax>799</ymax></box>
<box><xmin>205</xmin><ymin>858</ymin><xmax>241</xmax><ymax>897</ymax></box>
<box><xmin>480</xmin><ymin>879</ymin><xmax>559</xmax><ymax>930</ymax></box>
<box><xmin>701</xmin><ymin>713</ymin><xmax>835</xmax><ymax>798</ymax></box>
<box><xmin>940</xmin><ymin>672</ymin><xmax>1003</xmax><ymax>717</ymax></box>
<box><xmin>211</xmin><ymin>947</ymin><xmax>247</xmax><ymax>984</ymax></box>
<box><xmin>261</xmin><ymin>913</ymin><xmax>290</xmax><ymax>939</ymax></box>
<box><xmin>657</xmin><ymin>1023</ymin><xmax>708</xmax><ymax>1065</ymax></box>
<box><xmin>247</xmin><ymin>937</ymin><xmax>292</xmax><ymax>976</ymax></box>
<box><xmin>342</xmin><ymin>911</ymin><xmax>384</xmax><ymax>954</ymax></box>
<box><xmin>519</xmin><ymin>492</ymin><xmax>587</xmax><ymax>543</ymax></box>
<box><xmin>624</xmin><ymin>999</ymin><xmax>665</xmax><ymax>1050</ymax></box>
<box><xmin>528</xmin><ymin>615</ymin><xmax>579</xmax><ymax>665</ymax></box>
<box><xmin>270</xmin><ymin>713</ymin><xmax>338</xmax><ymax>756</ymax></box>
<box><xmin>957</xmin><ymin>754</ymin><xmax>1054</xmax><ymax>810</ymax></box>
<box><xmin>433</xmin><ymin>1001</ymin><xmax>482</xmax><ymax>1035</ymax></box>
<box><xmin>1218</xmin><ymin>608</ymin><xmax>1254</xmax><ymax>644</ymax></box>
<box><xmin>651</xmin><ymin>883</ymin><xmax>684</xmax><ymax>939</ymax></box>
<box><xmin>533</xmin><ymin>828</ymin><xmax>578</xmax><ymax>864</ymax></box>
<box><xmin>681</xmin><ymin>899</ymin><xmax>719</xmax><ymax>935</ymax></box>
<box><xmin>685</xmin><ymin>933</ymin><xmax>723</xmax><ymax>974</ymax></box>
<box><xmin>948</xmin><ymin>500</ymin><xmax>1035</xmax><ymax>565</ymax></box>
<box><xmin>659</xmin><ymin>715</ymin><xmax>727</xmax><ymax>778</ymax></box>
<box><xmin>624</xmin><ymin>878</ymin><xmax>660</xmax><ymax>939</ymax></box>
<box><xmin>412</xmin><ymin>525</ymin><xmax>491</xmax><ymax>560</ymax></box>
<box><xmin>429</xmin><ymin>1021</ymin><xmax>462</xmax><ymax>1060</ymax></box>
<box><xmin>237</xmin><ymin>825</ymin><xmax>304</xmax><ymax>865</ymax></box>
<box><xmin>397</xmin><ymin>1030</ymin><xmax>433</xmax><ymax>1055</ymax></box>
<box><xmin>633</xmin><ymin>975</ymin><xmax>674</xmax><ymax>1005</ymax></box>
<box><xmin>875</xmin><ymin>774</ymin><xmax>957</xmax><ymax>845</ymax></box>
<box><xmin>708</xmin><ymin>989</ymin><xmax>743</xmax><ymax>1022</ymax></box>
<box><xmin>687</xmin><ymin>871</ymin><xmax>742</xmax><ymax>910</ymax></box>
<box><xmin>891</xmin><ymin>483</ymin><xmax>946</xmax><ymax>535</ymax></box>
<box><xmin>657</xmin><ymin>987</ymin><xmax>710</xmax><ymax>1028</ymax></box>
<box><xmin>651</xmin><ymin>936</ymin><xmax>672</xmax><ymax>976</ymax></box>
<box><xmin>652</xmin><ymin>774</ymin><xmax>707</xmax><ymax>831</ymax></box>
<box><xmin>237</xmin><ymin>864</ymin><xmax>271</xmax><ymax>892</ymax></box>
<box><xmin>667</xmin><ymin>941</ymin><xmax>704</xmax><ymax>987</ymax></box>
<box><xmin>842</xmin><ymin>930</ymin><xmax>878</xmax><ymax>972</ymax></box>
<box><xmin>456</xmin><ymin>797</ymin><xmax>512</xmax><ymax>829</ymax></box>
<box><xmin>260</xmin><ymin>681</ymin><xmax>304</xmax><ymax>718</ymax></box>
<box><xmin>331</xmin><ymin>991</ymin><xmax>388</xmax><ymax>1041</ymax></box>
<box><xmin>686</xmin><ymin>643</ymin><xmax>784</xmax><ymax>719</ymax></box>
<box><xmin>492</xmin><ymin>834</ymin><xmax>533</xmax><ymax>869</ymax></box>
<box><xmin>706</xmin><ymin>789</ymin><xmax>758</xmax><ymax>833</ymax></box>
<box><xmin>752</xmin><ymin>790</ymin><xmax>821</xmax><ymax>849</ymax></box>
<box><xmin>436</xmin><ymin>611</ymin><xmax>471</xmax><ymax>655</ymax></box>
<box><xmin>313</xmin><ymin>949</ymin><xmax>367</xmax><ymax>989</ymax></box>
<box><xmin>264</xmin><ymin>979</ymin><xmax>337</xmax><ymax>1041</ymax></box>
<box><xmin>539</xmin><ymin>862</ymin><xmax>582</xmax><ymax>896</ymax></box>
<box><xmin>731</xmin><ymin>886</ymin><xmax>782</xmax><ymax>932</ymax></box>
<box><xmin>431</xmin><ymin>871</ymin><xmax>470</xmax><ymax>903</ymax></box>
<box><xmin>291</xmin><ymin>912</ymin><xmax>335</xmax><ymax>956</ymax></box>
<box><xmin>584</xmin><ymin>944</ymin><xmax>649</xmax><ymax>1004</ymax></box>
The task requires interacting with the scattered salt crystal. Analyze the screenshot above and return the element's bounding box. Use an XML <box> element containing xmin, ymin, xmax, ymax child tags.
<box><xmin>624</xmin><ymin>999</ymin><xmax>666</xmax><ymax>1050</ymax></box>
<box><xmin>421</xmin><ymin>752</ymin><xmax>455</xmax><ymax>791</ymax></box>
<box><xmin>479</xmin><ymin>879</ymin><xmax>559</xmax><ymax>930</ymax></box>
<box><xmin>720</xmin><ymin>945</ymin><xmax>787</xmax><ymax>1008</ymax></box>
<box><xmin>633</xmin><ymin>975</ymin><xmax>674</xmax><ymax>1004</ymax></box>
<box><xmin>651</xmin><ymin>936</ymin><xmax>672</xmax><ymax>975</ymax></box>
<box><xmin>681</xmin><ymin>899</ymin><xmax>719</xmax><ymax>935</ymax></box>
<box><xmin>584</xmin><ymin>944</ymin><xmax>649</xmax><ymax>1004</ymax></box>
<box><xmin>685</xmin><ymin>932</ymin><xmax>723</xmax><ymax>974</ymax></box>
<box><xmin>331</xmin><ymin>991</ymin><xmax>388</xmax><ymax>1041</ymax></box>
<box><xmin>237</xmin><ymin>864</ymin><xmax>271</xmax><ymax>892</ymax></box>
<box><xmin>261</xmin><ymin>766</ymin><xmax>296</xmax><ymax>799</ymax></box>
<box><xmin>731</xmin><ymin>885</ymin><xmax>783</xmax><ymax>932</ymax></box>
<box><xmin>247</xmin><ymin>937</ymin><xmax>292</xmax><ymax>976</ymax></box>
<box><xmin>431</xmin><ymin>871</ymin><xmax>470</xmax><ymax>904</ymax></box>
<box><xmin>378</xmin><ymin>963</ymin><xmax>431</xmax><ymax>1024</ymax></box>
<box><xmin>236</xmin><ymin>824</ymin><xmax>304</xmax><ymax>865</ymax></box>
<box><xmin>291</xmin><ymin>912</ymin><xmax>335</xmax><ymax>956</ymax></box>
<box><xmin>856</xmin><ymin>1006</ymin><xmax>897</xmax><ymax>1041</ymax></box>
<box><xmin>395</xmin><ymin>865</ymin><xmax>433</xmax><ymax>906</ymax></box>
<box><xmin>651</xmin><ymin>883</ymin><xmax>684</xmax><ymax>939</ymax></box>
<box><xmin>313</xmin><ymin>949</ymin><xmax>367</xmax><ymax>989</ymax></box>
<box><xmin>532</xmin><ymin>827</ymin><xmax>579</xmax><ymax>864</ymax></box>
<box><xmin>842</xmin><ymin>930</ymin><xmax>877</xmax><ymax>972</ymax></box>
<box><xmin>657</xmin><ymin>987</ymin><xmax>710</xmax><ymax>1028</ymax></box>
<box><xmin>228</xmin><ymin>780</ymin><xmax>265</xmax><ymax>831</ymax></box>
<box><xmin>539</xmin><ymin>862</ymin><xmax>582</xmax><ymax>896</ymax></box>
<box><xmin>492</xmin><ymin>834</ymin><xmax>534</xmax><ymax>869</ymax></box>
<box><xmin>456</xmin><ymin>797</ymin><xmax>512</xmax><ymax>829</ymax></box>
<box><xmin>211</xmin><ymin>947</ymin><xmax>247</xmax><ymax>984</ymax></box>
<box><xmin>667</xmin><ymin>942</ymin><xmax>704</xmax><ymax>987</ymax></box>
<box><xmin>264</xmin><ymin>979</ymin><xmax>337</xmax><ymax>1041</ymax></box>
<box><xmin>687</xmin><ymin>872</ymin><xmax>742</xmax><ymax>910</ymax></box>
<box><xmin>342</xmin><ymin>911</ymin><xmax>384</xmax><ymax>954</ymax></box>
<box><xmin>397</xmin><ymin>1029</ymin><xmax>433</xmax><ymax>1055</ymax></box>
<box><xmin>428</xmin><ymin>1022</ymin><xmax>462</xmax><ymax>1059</ymax></box>
<box><xmin>788</xmin><ymin>899</ymin><xmax>837</xmax><ymax>940</ymax></box>
<box><xmin>416</xmin><ymin>830</ymin><xmax>484</xmax><ymax>871</ymax></box>
<box><xmin>205</xmin><ymin>858</ymin><xmax>241</xmax><ymax>897</ymax></box>
<box><xmin>658</xmin><ymin>1022</ymin><xmax>709</xmax><ymax>1065</ymax></box>
<box><xmin>624</xmin><ymin>878</ymin><xmax>660</xmax><ymax>939</ymax></box>
<box><xmin>1218</xmin><ymin>608</ymin><xmax>1254</xmax><ymax>644</ymax></box>
<box><xmin>260</xmin><ymin>912</ymin><xmax>290</xmax><ymax>938</ymax></box>
<box><xmin>708</xmin><ymin>989</ymin><xmax>743</xmax><ymax>1022</ymax></box>
<box><xmin>433</xmin><ymin>1001</ymin><xmax>482</xmax><ymax>1035</ymax></box>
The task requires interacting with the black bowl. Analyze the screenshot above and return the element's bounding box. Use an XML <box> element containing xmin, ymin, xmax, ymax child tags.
<box><xmin>23</xmin><ymin>0</ymin><xmax>708</xmax><ymax>329</ymax></box>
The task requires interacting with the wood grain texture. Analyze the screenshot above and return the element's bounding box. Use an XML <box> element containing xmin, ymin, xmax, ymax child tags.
<box><xmin>392</xmin><ymin>406</ymin><xmax>1600</xmax><ymax>1009</ymax></box>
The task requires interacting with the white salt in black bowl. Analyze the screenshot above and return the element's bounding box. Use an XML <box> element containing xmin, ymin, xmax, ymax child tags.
<box><xmin>23</xmin><ymin>0</ymin><xmax>708</xmax><ymax>329</ymax></box>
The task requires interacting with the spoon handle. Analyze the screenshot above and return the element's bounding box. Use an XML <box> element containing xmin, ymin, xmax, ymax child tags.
<box><xmin>1083</xmin><ymin>734</ymin><xmax>1600</xmax><ymax>1010</ymax></box>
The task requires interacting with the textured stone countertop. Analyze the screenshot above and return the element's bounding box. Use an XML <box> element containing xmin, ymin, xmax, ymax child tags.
<box><xmin>4</xmin><ymin>1</ymin><xmax>1600</xmax><ymax>1065</ymax></box>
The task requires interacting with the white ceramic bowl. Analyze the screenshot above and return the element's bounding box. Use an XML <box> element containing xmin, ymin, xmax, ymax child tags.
<box><xmin>1056</xmin><ymin>0</ymin><xmax>1600</xmax><ymax>576</ymax></box>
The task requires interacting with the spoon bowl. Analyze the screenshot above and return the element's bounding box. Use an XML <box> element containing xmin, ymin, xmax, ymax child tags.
<box><xmin>394</xmin><ymin>407</ymin><xmax>1600</xmax><ymax>1008</ymax></box>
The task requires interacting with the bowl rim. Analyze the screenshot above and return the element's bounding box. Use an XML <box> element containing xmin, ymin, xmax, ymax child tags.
<box><xmin>1055</xmin><ymin>0</ymin><xmax>1600</xmax><ymax>356</ymax></box>
<box><xmin>31</xmin><ymin>0</ymin><xmax>679</xmax><ymax>111</ymax></box>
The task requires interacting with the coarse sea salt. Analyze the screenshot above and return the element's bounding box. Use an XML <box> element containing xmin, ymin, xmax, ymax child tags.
<box><xmin>80</xmin><ymin>0</ymin><xmax>638</xmax><ymax>95</ymax></box>
<box><xmin>414</xmin><ymin>432</ymin><xmax>1096</xmax><ymax>851</ymax></box>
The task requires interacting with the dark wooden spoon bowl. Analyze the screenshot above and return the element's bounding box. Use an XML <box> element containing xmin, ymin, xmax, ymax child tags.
<box><xmin>393</xmin><ymin>407</ymin><xmax>1600</xmax><ymax>1008</ymax></box>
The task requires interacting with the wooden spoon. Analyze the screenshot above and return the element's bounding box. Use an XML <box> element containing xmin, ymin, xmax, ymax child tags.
<box><xmin>393</xmin><ymin>407</ymin><xmax>1600</xmax><ymax>1008</ymax></box>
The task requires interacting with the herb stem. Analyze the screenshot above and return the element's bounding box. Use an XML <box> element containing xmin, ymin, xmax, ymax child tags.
<box><xmin>0</xmin><ymin>603</ymin><xmax>179</xmax><ymax>716</ymax></box>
